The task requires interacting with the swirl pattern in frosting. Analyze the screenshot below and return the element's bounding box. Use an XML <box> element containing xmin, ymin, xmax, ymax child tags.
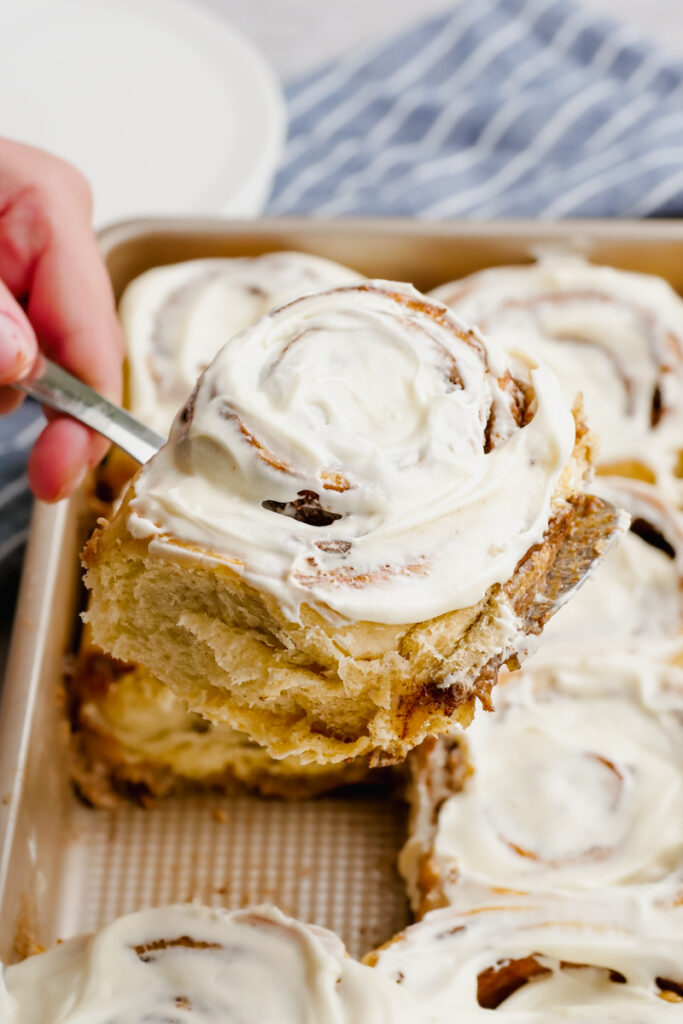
<box><xmin>120</xmin><ymin>252</ymin><xmax>363</xmax><ymax>435</ymax></box>
<box><xmin>367</xmin><ymin>883</ymin><xmax>683</xmax><ymax>1020</ymax></box>
<box><xmin>0</xmin><ymin>904</ymin><xmax>415</xmax><ymax>1024</ymax></box>
<box><xmin>127</xmin><ymin>281</ymin><xmax>576</xmax><ymax>625</ymax></box>
<box><xmin>399</xmin><ymin>653</ymin><xmax>683</xmax><ymax>913</ymax></box>
<box><xmin>432</xmin><ymin>257</ymin><xmax>683</xmax><ymax>504</ymax></box>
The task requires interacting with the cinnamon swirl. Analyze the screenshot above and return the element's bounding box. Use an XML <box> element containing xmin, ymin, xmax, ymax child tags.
<box><xmin>83</xmin><ymin>280</ymin><xmax>612</xmax><ymax>765</ymax></box>
<box><xmin>433</xmin><ymin>257</ymin><xmax>683</xmax><ymax>505</ymax></box>
<box><xmin>399</xmin><ymin>654</ymin><xmax>683</xmax><ymax>917</ymax></box>
<box><xmin>0</xmin><ymin>904</ymin><xmax>415</xmax><ymax>1023</ymax></box>
<box><xmin>366</xmin><ymin>883</ymin><xmax>683</xmax><ymax>1019</ymax></box>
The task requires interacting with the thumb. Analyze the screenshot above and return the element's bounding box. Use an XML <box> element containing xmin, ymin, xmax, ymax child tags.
<box><xmin>0</xmin><ymin>278</ymin><xmax>38</xmax><ymax>385</ymax></box>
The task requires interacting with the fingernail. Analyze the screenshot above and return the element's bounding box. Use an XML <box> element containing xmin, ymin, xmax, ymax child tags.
<box><xmin>0</xmin><ymin>312</ymin><xmax>34</xmax><ymax>383</ymax></box>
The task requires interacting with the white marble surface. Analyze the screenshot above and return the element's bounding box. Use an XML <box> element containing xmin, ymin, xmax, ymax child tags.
<box><xmin>200</xmin><ymin>0</ymin><xmax>683</xmax><ymax>80</ymax></box>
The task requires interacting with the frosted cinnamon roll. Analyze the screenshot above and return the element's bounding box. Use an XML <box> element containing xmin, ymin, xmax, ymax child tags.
<box><xmin>433</xmin><ymin>257</ymin><xmax>683</xmax><ymax>504</ymax></box>
<box><xmin>69</xmin><ymin>639</ymin><xmax>380</xmax><ymax>807</ymax></box>
<box><xmin>366</xmin><ymin>883</ymin><xmax>683</xmax><ymax>1019</ymax></box>
<box><xmin>0</xmin><ymin>904</ymin><xmax>415</xmax><ymax>1023</ymax></box>
<box><xmin>120</xmin><ymin>252</ymin><xmax>363</xmax><ymax>437</ymax></box>
<box><xmin>83</xmin><ymin>280</ymin><xmax>616</xmax><ymax>765</ymax></box>
<box><xmin>399</xmin><ymin>654</ymin><xmax>683</xmax><ymax>917</ymax></box>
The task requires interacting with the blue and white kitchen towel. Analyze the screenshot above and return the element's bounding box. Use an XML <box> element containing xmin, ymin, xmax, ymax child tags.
<box><xmin>3</xmin><ymin>0</ymin><xmax>683</xmax><ymax>581</ymax></box>
<box><xmin>270</xmin><ymin>0</ymin><xmax>683</xmax><ymax>218</ymax></box>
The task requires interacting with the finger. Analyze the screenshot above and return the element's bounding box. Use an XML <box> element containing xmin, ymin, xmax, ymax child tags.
<box><xmin>0</xmin><ymin>181</ymin><xmax>49</xmax><ymax>296</ymax></box>
<box><xmin>41</xmin><ymin>404</ymin><xmax>111</xmax><ymax>462</ymax></box>
<box><xmin>27</xmin><ymin>208</ymin><xmax>124</xmax><ymax>402</ymax></box>
<box><xmin>0</xmin><ymin>143</ymin><xmax>124</xmax><ymax>494</ymax></box>
<box><xmin>27</xmin><ymin>416</ymin><xmax>111</xmax><ymax>502</ymax></box>
<box><xmin>0</xmin><ymin>139</ymin><xmax>89</xmax><ymax>297</ymax></box>
<box><xmin>0</xmin><ymin>277</ymin><xmax>38</xmax><ymax>385</ymax></box>
<box><xmin>0</xmin><ymin>146</ymin><xmax>123</xmax><ymax>402</ymax></box>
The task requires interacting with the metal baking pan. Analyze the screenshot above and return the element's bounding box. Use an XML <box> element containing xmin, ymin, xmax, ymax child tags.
<box><xmin>2</xmin><ymin>216</ymin><xmax>683</xmax><ymax>964</ymax></box>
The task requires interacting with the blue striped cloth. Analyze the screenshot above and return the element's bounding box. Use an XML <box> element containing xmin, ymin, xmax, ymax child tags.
<box><xmin>268</xmin><ymin>0</ymin><xmax>683</xmax><ymax>218</ymax></box>
<box><xmin>2</xmin><ymin>0</ymin><xmax>683</xmax><ymax>584</ymax></box>
<box><xmin>0</xmin><ymin>400</ymin><xmax>42</xmax><ymax>580</ymax></box>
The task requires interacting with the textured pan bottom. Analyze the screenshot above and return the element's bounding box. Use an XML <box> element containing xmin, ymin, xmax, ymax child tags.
<box><xmin>55</xmin><ymin>791</ymin><xmax>409</xmax><ymax>959</ymax></box>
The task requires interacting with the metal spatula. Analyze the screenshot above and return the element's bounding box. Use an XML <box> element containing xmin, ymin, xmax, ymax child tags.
<box><xmin>514</xmin><ymin>494</ymin><xmax>628</xmax><ymax>633</ymax></box>
<box><xmin>13</xmin><ymin>357</ymin><xmax>165</xmax><ymax>464</ymax></box>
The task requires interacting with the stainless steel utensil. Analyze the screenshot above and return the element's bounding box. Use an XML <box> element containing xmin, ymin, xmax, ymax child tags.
<box><xmin>14</xmin><ymin>357</ymin><xmax>164</xmax><ymax>464</ymax></box>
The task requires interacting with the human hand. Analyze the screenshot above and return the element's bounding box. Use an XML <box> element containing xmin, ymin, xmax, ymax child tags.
<box><xmin>0</xmin><ymin>138</ymin><xmax>123</xmax><ymax>501</ymax></box>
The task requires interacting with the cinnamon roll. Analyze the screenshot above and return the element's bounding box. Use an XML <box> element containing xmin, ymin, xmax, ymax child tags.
<box><xmin>399</xmin><ymin>654</ymin><xmax>683</xmax><ymax>917</ymax></box>
<box><xmin>69</xmin><ymin>637</ymin><xmax>380</xmax><ymax>807</ymax></box>
<box><xmin>0</xmin><ymin>904</ymin><xmax>415</xmax><ymax>1023</ymax></box>
<box><xmin>433</xmin><ymin>257</ymin><xmax>683</xmax><ymax>505</ymax></box>
<box><xmin>83</xmin><ymin>280</ymin><xmax>616</xmax><ymax>765</ymax></box>
<box><xmin>366</xmin><ymin>883</ymin><xmax>683</xmax><ymax>1019</ymax></box>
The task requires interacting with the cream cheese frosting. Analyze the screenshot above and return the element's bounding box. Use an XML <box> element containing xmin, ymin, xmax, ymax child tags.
<box><xmin>400</xmin><ymin>654</ymin><xmax>683</xmax><ymax>905</ymax></box>
<box><xmin>0</xmin><ymin>904</ymin><xmax>416</xmax><ymax>1024</ymax></box>
<box><xmin>369</xmin><ymin>883</ymin><xmax>683</xmax><ymax>1021</ymax></box>
<box><xmin>126</xmin><ymin>281</ymin><xmax>576</xmax><ymax>625</ymax></box>
<box><xmin>432</xmin><ymin>257</ymin><xmax>683</xmax><ymax>504</ymax></box>
<box><xmin>120</xmin><ymin>252</ymin><xmax>363</xmax><ymax>436</ymax></box>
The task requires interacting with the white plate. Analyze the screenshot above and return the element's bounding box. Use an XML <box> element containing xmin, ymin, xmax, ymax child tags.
<box><xmin>0</xmin><ymin>0</ymin><xmax>286</xmax><ymax>225</ymax></box>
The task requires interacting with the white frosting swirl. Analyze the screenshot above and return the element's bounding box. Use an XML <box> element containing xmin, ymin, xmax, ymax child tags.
<box><xmin>120</xmin><ymin>252</ymin><xmax>363</xmax><ymax>435</ymax></box>
<box><xmin>370</xmin><ymin>883</ymin><xmax>683</xmax><ymax>1021</ymax></box>
<box><xmin>401</xmin><ymin>654</ymin><xmax>683</xmax><ymax>902</ymax></box>
<box><xmin>0</xmin><ymin>904</ymin><xmax>415</xmax><ymax>1024</ymax></box>
<box><xmin>433</xmin><ymin>257</ymin><xmax>683</xmax><ymax>504</ymax></box>
<box><xmin>127</xmin><ymin>281</ymin><xmax>576</xmax><ymax>625</ymax></box>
